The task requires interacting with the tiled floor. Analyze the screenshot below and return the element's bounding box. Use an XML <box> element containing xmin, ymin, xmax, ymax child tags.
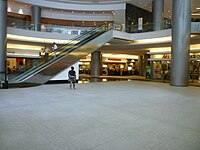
<box><xmin>0</xmin><ymin>81</ymin><xmax>200</xmax><ymax>150</ymax></box>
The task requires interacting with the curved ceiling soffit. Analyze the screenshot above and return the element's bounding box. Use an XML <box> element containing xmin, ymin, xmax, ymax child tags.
<box><xmin>15</xmin><ymin>0</ymin><xmax>126</xmax><ymax>11</ymax></box>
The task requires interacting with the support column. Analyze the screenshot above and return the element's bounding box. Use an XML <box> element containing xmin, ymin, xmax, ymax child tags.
<box><xmin>143</xmin><ymin>54</ymin><xmax>149</xmax><ymax>76</ymax></box>
<box><xmin>153</xmin><ymin>0</ymin><xmax>164</xmax><ymax>30</ymax></box>
<box><xmin>170</xmin><ymin>0</ymin><xmax>191</xmax><ymax>86</ymax></box>
<box><xmin>138</xmin><ymin>56</ymin><xmax>143</xmax><ymax>76</ymax></box>
<box><xmin>31</xmin><ymin>5</ymin><xmax>41</xmax><ymax>31</ymax></box>
<box><xmin>91</xmin><ymin>51</ymin><xmax>101</xmax><ymax>82</ymax></box>
<box><xmin>150</xmin><ymin>61</ymin><xmax>155</xmax><ymax>79</ymax></box>
<box><xmin>0</xmin><ymin>0</ymin><xmax>8</xmax><ymax>88</ymax></box>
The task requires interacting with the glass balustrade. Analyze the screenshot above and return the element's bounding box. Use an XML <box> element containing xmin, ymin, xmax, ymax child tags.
<box><xmin>7</xmin><ymin>17</ymin><xmax>95</xmax><ymax>35</ymax></box>
<box><xmin>7</xmin><ymin>17</ymin><xmax>172</xmax><ymax>35</ymax></box>
<box><xmin>126</xmin><ymin>20</ymin><xmax>172</xmax><ymax>33</ymax></box>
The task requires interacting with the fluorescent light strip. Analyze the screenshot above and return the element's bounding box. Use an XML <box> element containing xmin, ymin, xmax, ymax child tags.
<box><xmin>7</xmin><ymin>34</ymin><xmax>78</xmax><ymax>44</ymax></box>
<box><xmin>7</xmin><ymin>43</ymin><xmax>42</xmax><ymax>51</ymax></box>
<box><xmin>134</xmin><ymin>36</ymin><xmax>171</xmax><ymax>44</ymax></box>
<box><xmin>192</xmin><ymin>13</ymin><xmax>200</xmax><ymax>16</ymax></box>
<box><xmin>102</xmin><ymin>53</ymin><xmax>138</xmax><ymax>59</ymax></box>
<box><xmin>149</xmin><ymin>44</ymin><xmax>200</xmax><ymax>53</ymax></box>
<box><xmin>135</xmin><ymin>35</ymin><xmax>197</xmax><ymax>45</ymax></box>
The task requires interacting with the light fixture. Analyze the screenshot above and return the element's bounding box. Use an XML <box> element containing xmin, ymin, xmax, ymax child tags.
<box><xmin>7</xmin><ymin>34</ymin><xmax>76</xmax><ymax>44</ymax></box>
<box><xmin>192</xmin><ymin>13</ymin><xmax>200</xmax><ymax>16</ymax></box>
<box><xmin>18</xmin><ymin>9</ymin><xmax>23</xmax><ymax>14</ymax></box>
<box><xmin>7</xmin><ymin>6</ymin><xmax>12</xmax><ymax>12</ymax></box>
<box><xmin>196</xmin><ymin>8</ymin><xmax>200</xmax><ymax>9</ymax></box>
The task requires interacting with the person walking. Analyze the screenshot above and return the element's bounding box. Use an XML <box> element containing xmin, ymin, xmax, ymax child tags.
<box><xmin>68</xmin><ymin>66</ymin><xmax>76</xmax><ymax>89</ymax></box>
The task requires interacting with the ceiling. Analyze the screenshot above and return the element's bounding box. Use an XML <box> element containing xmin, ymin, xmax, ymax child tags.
<box><xmin>99</xmin><ymin>34</ymin><xmax>200</xmax><ymax>55</ymax></box>
<box><xmin>45</xmin><ymin>0</ymin><xmax>200</xmax><ymax>19</ymax></box>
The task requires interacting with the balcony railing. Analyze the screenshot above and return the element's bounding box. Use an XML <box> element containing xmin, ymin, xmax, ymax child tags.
<box><xmin>7</xmin><ymin>17</ymin><xmax>173</xmax><ymax>35</ymax></box>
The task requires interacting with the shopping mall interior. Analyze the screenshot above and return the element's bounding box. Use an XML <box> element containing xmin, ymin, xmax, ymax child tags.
<box><xmin>0</xmin><ymin>0</ymin><xmax>199</xmax><ymax>88</ymax></box>
<box><xmin>0</xmin><ymin>0</ymin><xmax>200</xmax><ymax>150</ymax></box>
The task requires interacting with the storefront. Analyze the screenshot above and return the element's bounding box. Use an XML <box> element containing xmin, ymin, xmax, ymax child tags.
<box><xmin>7</xmin><ymin>57</ymin><xmax>34</xmax><ymax>74</ymax></box>
<box><xmin>102</xmin><ymin>57</ymin><xmax>138</xmax><ymax>76</ymax></box>
<box><xmin>148</xmin><ymin>52</ymin><xmax>200</xmax><ymax>81</ymax></box>
<box><xmin>189</xmin><ymin>53</ymin><xmax>200</xmax><ymax>81</ymax></box>
<box><xmin>79</xmin><ymin>54</ymin><xmax>139</xmax><ymax>76</ymax></box>
<box><xmin>79</xmin><ymin>56</ymin><xmax>91</xmax><ymax>75</ymax></box>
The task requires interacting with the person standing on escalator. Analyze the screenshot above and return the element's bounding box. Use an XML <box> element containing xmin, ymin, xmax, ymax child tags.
<box><xmin>52</xmin><ymin>42</ymin><xmax>58</xmax><ymax>58</ymax></box>
<box><xmin>68</xmin><ymin>66</ymin><xmax>76</xmax><ymax>89</ymax></box>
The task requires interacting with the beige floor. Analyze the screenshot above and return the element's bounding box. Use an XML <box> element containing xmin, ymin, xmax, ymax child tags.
<box><xmin>0</xmin><ymin>81</ymin><xmax>200</xmax><ymax>150</ymax></box>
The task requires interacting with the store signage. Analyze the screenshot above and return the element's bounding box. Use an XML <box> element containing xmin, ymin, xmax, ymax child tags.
<box><xmin>16</xmin><ymin>58</ymin><xmax>21</xmax><ymax>62</ymax></box>
<box><xmin>108</xmin><ymin>58</ymin><xmax>121</xmax><ymax>61</ymax></box>
<box><xmin>138</xmin><ymin>18</ymin><xmax>143</xmax><ymax>30</ymax></box>
<box><xmin>162</xmin><ymin>54</ymin><xmax>171</xmax><ymax>59</ymax></box>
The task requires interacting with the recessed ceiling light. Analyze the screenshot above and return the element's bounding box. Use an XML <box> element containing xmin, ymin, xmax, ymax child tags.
<box><xmin>168</xmin><ymin>10</ymin><xmax>171</xmax><ymax>12</ymax></box>
<box><xmin>196</xmin><ymin>8</ymin><xmax>200</xmax><ymax>9</ymax></box>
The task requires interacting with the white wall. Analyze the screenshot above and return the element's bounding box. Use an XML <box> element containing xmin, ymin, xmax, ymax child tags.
<box><xmin>50</xmin><ymin>62</ymin><xmax>79</xmax><ymax>80</ymax></box>
<box><xmin>16</xmin><ymin>0</ymin><xmax>126</xmax><ymax>11</ymax></box>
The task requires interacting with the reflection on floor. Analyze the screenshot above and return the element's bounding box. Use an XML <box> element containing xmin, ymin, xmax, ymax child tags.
<box><xmin>79</xmin><ymin>74</ymin><xmax>200</xmax><ymax>87</ymax></box>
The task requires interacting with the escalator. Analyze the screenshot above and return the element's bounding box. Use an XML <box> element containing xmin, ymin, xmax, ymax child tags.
<box><xmin>9</xmin><ymin>25</ymin><xmax>115</xmax><ymax>86</ymax></box>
